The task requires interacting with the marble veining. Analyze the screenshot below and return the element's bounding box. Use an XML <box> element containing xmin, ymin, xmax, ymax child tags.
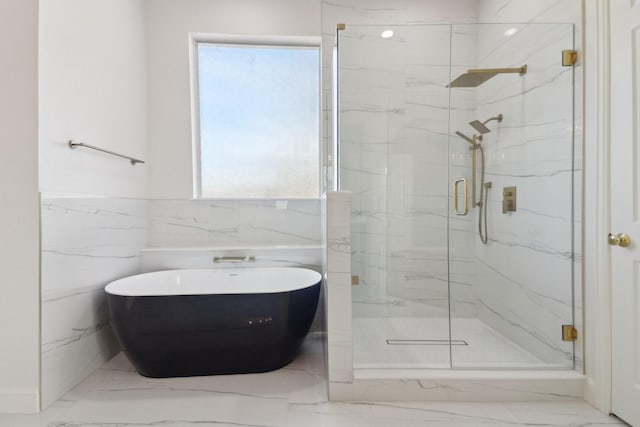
<box><xmin>332</xmin><ymin>5</ymin><xmax>577</xmax><ymax>374</ymax></box>
<box><xmin>42</xmin><ymin>321</ymin><xmax>109</xmax><ymax>355</ymax></box>
<box><xmin>0</xmin><ymin>335</ymin><xmax>622</xmax><ymax>427</ymax></box>
<box><xmin>40</xmin><ymin>196</ymin><xmax>149</xmax><ymax>409</ymax></box>
<box><xmin>472</xmin><ymin>21</ymin><xmax>576</xmax><ymax>368</ymax></box>
<box><xmin>478</xmin><ymin>300</ymin><xmax>573</xmax><ymax>362</ymax></box>
<box><xmin>148</xmin><ymin>199</ymin><xmax>321</xmax><ymax>248</ymax></box>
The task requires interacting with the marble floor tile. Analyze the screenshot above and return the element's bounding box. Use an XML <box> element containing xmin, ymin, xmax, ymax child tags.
<box><xmin>0</xmin><ymin>335</ymin><xmax>625</xmax><ymax>427</ymax></box>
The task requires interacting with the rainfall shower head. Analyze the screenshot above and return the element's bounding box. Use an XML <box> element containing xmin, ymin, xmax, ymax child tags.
<box><xmin>448</xmin><ymin>72</ymin><xmax>497</xmax><ymax>88</ymax></box>
<box><xmin>469</xmin><ymin>114</ymin><xmax>503</xmax><ymax>134</ymax></box>
<box><xmin>447</xmin><ymin>65</ymin><xmax>527</xmax><ymax>88</ymax></box>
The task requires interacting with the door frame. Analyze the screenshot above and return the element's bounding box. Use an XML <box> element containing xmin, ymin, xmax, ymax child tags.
<box><xmin>583</xmin><ymin>0</ymin><xmax>613</xmax><ymax>414</ymax></box>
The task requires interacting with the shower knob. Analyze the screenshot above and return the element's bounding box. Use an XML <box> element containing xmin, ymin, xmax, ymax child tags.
<box><xmin>608</xmin><ymin>233</ymin><xmax>631</xmax><ymax>247</ymax></box>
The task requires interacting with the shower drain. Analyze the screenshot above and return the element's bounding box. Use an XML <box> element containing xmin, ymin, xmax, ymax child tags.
<box><xmin>386</xmin><ymin>339</ymin><xmax>469</xmax><ymax>346</ymax></box>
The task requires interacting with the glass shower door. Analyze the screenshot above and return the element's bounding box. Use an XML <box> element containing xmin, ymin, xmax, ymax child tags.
<box><xmin>337</xmin><ymin>22</ymin><xmax>576</xmax><ymax>371</ymax></box>
<box><xmin>448</xmin><ymin>23</ymin><xmax>576</xmax><ymax>369</ymax></box>
<box><xmin>339</xmin><ymin>24</ymin><xmax>454</xmax><ymax>369</ymax></box>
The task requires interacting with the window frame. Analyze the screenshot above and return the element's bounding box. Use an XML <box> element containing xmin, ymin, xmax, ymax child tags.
<box><xmin>189</xmin><ymin>33</ymin><xmax>322</xmax><ymax>200</ymax></box>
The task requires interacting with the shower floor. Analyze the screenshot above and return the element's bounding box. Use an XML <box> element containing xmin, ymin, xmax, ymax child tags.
<box><xmin>353</xmin><ymin>317</ymin><xmax>545</xmax><ymax>369</ymax></box>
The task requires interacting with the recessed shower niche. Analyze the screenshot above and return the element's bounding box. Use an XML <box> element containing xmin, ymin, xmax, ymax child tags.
<box><xmin>337</xmin><ymin>23</ymin><xmax>576</xmax><ymax>370</ymax></box>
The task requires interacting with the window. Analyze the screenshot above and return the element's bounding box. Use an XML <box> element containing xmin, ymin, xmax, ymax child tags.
<box><xmin>193</xmin><ymin>38</ymin><xmax>320</xmax><ymax>198</ymax></box>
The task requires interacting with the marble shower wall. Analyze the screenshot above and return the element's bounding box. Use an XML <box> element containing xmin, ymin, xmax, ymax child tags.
<box><xmin>449</xmin><ymin>22</ymin><xmax>576</xmax><ymax>367</ymax></box>
<box><xmin>332</xmin><ymin>4</ymin><xmax>479</xmax><ymax>321</ymax></box>
<box><xmin>323</xmin><ymin>192</ymin><xmax>354</xmax><ymax>399</ymax></box>
<box><xmin>321</xmin><ymin>0</ymin><xmax>479</xmax><ymax>195</ymax></box>
<box><xmin>474</xmin><ymin>0</ymin><xmax>584</xmax><ymax>373</ymax></box>
<box><xmin>40</xmin><ymin>196</ymin><xmax>148</xmax><ymax>408</ymax></box>
<box><xmin>41</xmin><ymin>196</ymin><xmax>322</xmax><ymax>408</ymax></box>
<box><xmin>345</xmin><ymin>25</ymin><xmax>477</xmax><ymax>319</ymax></box>
<box><xmin>327</xmin><ymin>0</ymin><xmax>581</xmax><ymax>369</ymax></box>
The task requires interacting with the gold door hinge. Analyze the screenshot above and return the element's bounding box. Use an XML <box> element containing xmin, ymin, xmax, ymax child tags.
<box><xmin>351</xmin><ymin>275</ymin><xmax>359</xmax><ymax>285</ymax></box>
<box><xmin>337</xmin><ymin>23</ymin><xmax>346</xmax><ymax>30</ymax></box>
<box><xmin>562</xmin><ymin>50</ymin><xmax>578</xmax><ymax>66</ymax></box>
<box><xmin>562</xmin><ymin>325</ymin><xmax>578</xmax><ymax>341</ymax></box>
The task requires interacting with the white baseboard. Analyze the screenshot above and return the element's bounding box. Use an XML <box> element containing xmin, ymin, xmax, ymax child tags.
<box><xmin>0</xmin><ymin>391</ymin><xmax>39</xmax><ymax>413</ymax></box>
<box><xmin>584</xmin><ymin>376</ymin><xmax>611</xmax><ymax>414</ymax></box>
<box><xmin>584</xmin><ymin>377</ymin><xmax>597</xmax><ymax>407</ymax></box>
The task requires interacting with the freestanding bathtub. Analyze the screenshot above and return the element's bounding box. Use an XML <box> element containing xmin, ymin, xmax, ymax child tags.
<box><xmin>105</xmin><ymin>267</ymin><xmax>321</xmax><ymax>378</ymax></box>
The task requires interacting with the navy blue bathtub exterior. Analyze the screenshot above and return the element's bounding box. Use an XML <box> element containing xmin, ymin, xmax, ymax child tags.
<box><xmin>107</xmin><ymin>281</ymin><xmax>320</xmax><ymax>378</ymax></box>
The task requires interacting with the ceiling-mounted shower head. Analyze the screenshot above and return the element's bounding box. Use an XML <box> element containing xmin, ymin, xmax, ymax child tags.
<box><xmin>469</xmin><ymin>114</ymin><xmax>503</xmax><ymax>134</ymax></box>
<box><xmin>447</xmin><ymin>65</ymin><xmax>527</xmax><ymax>88</ymax></box>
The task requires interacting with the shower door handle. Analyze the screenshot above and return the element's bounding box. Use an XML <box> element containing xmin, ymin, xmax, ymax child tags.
<box><xmin>454</xmin><ymin>178</ymin><xmax>469</xmax><ymax>215</ymax></box>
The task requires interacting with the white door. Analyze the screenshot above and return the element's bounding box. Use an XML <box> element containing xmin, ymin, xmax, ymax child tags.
<box><xmin>610</xmin><ymin>2</ymin><xmax>640</xmax><ymax>425</ymax></box>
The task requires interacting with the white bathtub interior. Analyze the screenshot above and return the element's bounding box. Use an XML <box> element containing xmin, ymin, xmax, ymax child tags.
<box><xmin>105</xmin><ymin>267</ymin><xmax>322</xmax><ymax>296</ymax></box>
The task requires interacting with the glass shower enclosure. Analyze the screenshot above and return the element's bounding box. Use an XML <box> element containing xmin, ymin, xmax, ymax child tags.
<box><xmin>337</xmin><ymin>23</ymin><xmax>576</xmax><ymax>370</ymax></box>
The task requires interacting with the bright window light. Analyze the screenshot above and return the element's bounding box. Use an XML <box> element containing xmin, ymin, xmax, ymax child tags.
<box><xmin>195</xmin><ymin>42</ymin><xmax>320</xmax><ymax>198</ymax></box>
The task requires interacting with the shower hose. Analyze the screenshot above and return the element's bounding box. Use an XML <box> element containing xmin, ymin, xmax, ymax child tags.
<box><xmin>477</xmin><ymin>145</ymin><xmax>490</xmax><ymax>245</ymax></box>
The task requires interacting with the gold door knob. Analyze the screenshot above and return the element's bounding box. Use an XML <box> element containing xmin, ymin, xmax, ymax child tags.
<box><xmin>608</xmin><ymin>233</ymin><xmax>631</xmax><ymax>247</ymax></box>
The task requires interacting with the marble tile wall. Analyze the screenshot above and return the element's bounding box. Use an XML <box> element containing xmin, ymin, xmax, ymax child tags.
<box><xmin>475</xmin><ymin>0</ymin><xmax>583</xmax><ymax>373</ymax></box>
<box><xmin>147</xmin><ymin>199</ymin><xmax>322</xmax><ymax>248</ymax></box>
<box><xmin>40</xmin><ymin>195</ymin><xmax>148</xmax><ymax>408</ymax></box>
<box><xmin>321</xmin><ymin>0</ymin><xmax>479</xmax><ymax>194</ymax></box>
<box><xmin>465</xmin><ymin>22</ymin><xmax>576</xmax><ymax>367</ymax></box>
<box><xmin>324</xmin><ymin>1</ymin><xmax>479</xmax><ymax>329</ymax></box>
<box><xmin>385</xmin><ymin>24</ymin><xmax>461</xmax><ymax>318</ymax></box>
<box><xmin>324</xmin><ymin>192</ymin><xmax>353</xmax><ymax>398</ymax></box>
<box><xmin>338</xmin><ymin>22</ymin><xmax>478</xmax><ymax>321</ymax></box>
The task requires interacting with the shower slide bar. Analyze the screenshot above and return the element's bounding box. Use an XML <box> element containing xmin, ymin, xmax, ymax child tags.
<box><xmin>68</xmin><ymin>140</ymin><xmax>145</xmax><ymax>165</ymax></box>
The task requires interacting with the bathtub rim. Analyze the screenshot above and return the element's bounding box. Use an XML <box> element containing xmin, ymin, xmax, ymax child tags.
<box><xmin>105</xmin><ymin>267</ymin><xmax>322</xmax><ymax>297</ymax></box>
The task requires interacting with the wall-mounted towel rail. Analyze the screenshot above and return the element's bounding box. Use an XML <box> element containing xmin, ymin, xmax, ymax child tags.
<box><xmin>68</xmin><ymin>140</ymin><xmax>145</xmax><ymax>165</ymax></box>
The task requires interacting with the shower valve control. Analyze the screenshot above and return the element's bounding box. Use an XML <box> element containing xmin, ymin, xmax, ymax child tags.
<box><xmin>502</xmin><ymin>186</ymin><xmax>517</xmax><ymax>213</ymax></box>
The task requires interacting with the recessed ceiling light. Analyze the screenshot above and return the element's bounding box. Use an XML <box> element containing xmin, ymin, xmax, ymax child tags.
<box><xmin>381</xmin><ymin>30</ymin><xmax>394</xmax><ymax>39</ymax></box>
<box><xmin>504</xmin><ymin>28</ymin><xmax>518</xmax><ymax>37</ymax></box>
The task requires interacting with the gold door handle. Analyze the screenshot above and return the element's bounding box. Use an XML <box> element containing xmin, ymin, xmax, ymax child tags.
<box><xmin>454</xmin><ymin>178</ymin><xmax>469</xmax><ymax>216</ymax></box>
<box><xmin>608</xmin><ymin>233</ymin><xmax>631</xmax><ymax>247</ymax></box>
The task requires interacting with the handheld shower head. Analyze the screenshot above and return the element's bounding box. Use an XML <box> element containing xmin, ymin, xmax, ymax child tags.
<box><xmin>455</xmin><ymin>131</ymin><xmax>480</xmax><ymax>147</ymax></box>
<box><xmin>469</xmin><ymin>114</ymin><xmax>503</xmax><ymax>134</ymax></box>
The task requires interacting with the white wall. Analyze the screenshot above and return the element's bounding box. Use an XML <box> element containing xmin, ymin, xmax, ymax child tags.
<box><xmin>38</xmin><ymin>0</ymin><xmax>149</xmax><ymax>409</ymax></box>
<box><xmin>39</xmin><ymin>0</ymin><xmax>148</xmax><ymax>198</ymax></box>
<box><xmin>0</xmin><ymin>0</ymin><xmax>40</xmax><ymax>413</ymax></box>
<box><xmin>145</xmin><ymin>0</ymin><xmax>322</xmax><ymax>199</ymax></box>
